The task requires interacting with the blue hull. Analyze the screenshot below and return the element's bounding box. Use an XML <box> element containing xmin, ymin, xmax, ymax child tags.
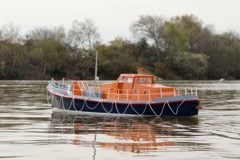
<box><xmin>51</xmin><ymin>94</ymin><xmax>199</xmax><ymax>117</ymax></box>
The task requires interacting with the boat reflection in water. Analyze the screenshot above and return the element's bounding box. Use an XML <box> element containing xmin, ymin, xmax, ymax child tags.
<box><xmin>48</xmin><ymin>111</ymin><xmax>199</xmax><ymax>155</ymax></box>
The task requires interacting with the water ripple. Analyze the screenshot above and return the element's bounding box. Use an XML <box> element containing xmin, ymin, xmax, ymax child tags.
<box><xmin>0</xmin><ymin>80</ymin><xmax>240</xmax><ymax>159</ymax></box>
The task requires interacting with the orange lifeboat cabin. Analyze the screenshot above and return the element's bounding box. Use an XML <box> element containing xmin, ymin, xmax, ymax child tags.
<box><xmin>98</xmin><ymin>74</ymin><xmax>177</xmax><ymax>101</ymax></box>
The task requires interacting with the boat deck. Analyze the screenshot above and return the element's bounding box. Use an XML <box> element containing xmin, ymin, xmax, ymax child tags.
<box><xmin>48</xmin><ymin>78</ymin><xmax>198</xmax><ymax>102</ymax></box>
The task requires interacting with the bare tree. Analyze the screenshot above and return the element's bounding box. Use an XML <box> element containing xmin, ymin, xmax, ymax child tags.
<box><xmin>0</xmin><ymin>23</ymin><xmax>22</xmax><ymax>78</ymax></box>
<box><xmin>68</xmin><ymin>18</ymin><xmax>101</xmax><ymax>52</ymax></box>
<box><xmin>28</xmin><ymin>26</ymin><xmax>66</xmax><ymax>44</ymax></box>
<box><xmin>130</xmin><ymin>15</ymin><xmax>166</xmax><ymax>62</ymax></box>
<box><xmin>0</xmin><ymin>23</ymin><xmax>21</xmax><ymax>43</ymax></box>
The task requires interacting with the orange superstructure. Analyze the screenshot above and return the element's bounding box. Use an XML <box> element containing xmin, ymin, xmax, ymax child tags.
<box><xmin>98</xmin><ymin>74</ymin><xmax>177</xmax><ymax>101</ymax></box>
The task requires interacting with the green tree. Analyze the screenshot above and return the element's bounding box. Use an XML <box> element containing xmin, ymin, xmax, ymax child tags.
<box><xmin>97</xmin><ymin>37</ymin><xmax>137</xmax><ymax>79</ymax></box>
<box><xmin>207</xmin><ymin>32</ymin><xmax>240</xmax><ymax>79</ymax></box>
<box><xmin>172</xmin><ymin>15</ymin><xmax>203</xmax><ymax>52</ymax></box>
<box><xmin>165</xmin><ymin>52</ymin><xmax>208</xmax><ymax>79</ymax></box>
<box><xmin>163</xmin><ymin>21</ymin><xmax>189</xmax><ymax>54</ymax></box>
<box><xmin>25</xmin><ymin>37</ymin><xmax>67</xmax><ymax>79</ymax></box>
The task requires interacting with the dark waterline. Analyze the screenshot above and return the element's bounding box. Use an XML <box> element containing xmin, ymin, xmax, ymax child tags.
<box><xmin>0</xmin><ymin>80</ymin><xmax>240</xmax><ymax>160</ymax></box>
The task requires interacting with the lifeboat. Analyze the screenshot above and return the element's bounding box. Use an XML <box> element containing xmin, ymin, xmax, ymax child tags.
<box><xmin>47</xmin><ymin>74</ymin><xmax>201</xmax><ymax>117</ymax></box>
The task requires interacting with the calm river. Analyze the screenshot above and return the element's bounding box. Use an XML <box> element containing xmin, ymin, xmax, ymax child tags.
<box><xmin>0</xmin><ymin>80</ymin><xmax>240</xmax><ymax>160</ymax></box>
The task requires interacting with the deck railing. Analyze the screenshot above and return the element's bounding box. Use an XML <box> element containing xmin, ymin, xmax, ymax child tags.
<box><xmin>49</xmin><ymin>78</ymin><xmax>198</xmax><ymax>101</ymax></box>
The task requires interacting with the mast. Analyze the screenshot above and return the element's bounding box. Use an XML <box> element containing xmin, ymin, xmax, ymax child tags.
<box><xmin>94</xmin><ymin>51</ymin><xmax>98</xmax><ymax>86</ymax></box>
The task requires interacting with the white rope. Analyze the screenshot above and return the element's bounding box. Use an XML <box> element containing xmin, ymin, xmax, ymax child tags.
<box><xmin>85</xmin><ymin>99</ymin><xmax>101</xmax><ymax>110</ymax></box>
<box><xmin>61</xmin><ymin>96</ymin><xmax>72</xmax><ymax>111</ymax></box>
<box><xmin>100</xmin><ymin>101</ymin><xmax>114</xmax><ymax>113</ymax></box>
<box><xmin>114</xmin><ymin>101</ymin><xmax>132</xmax><ymax>115</ymax></box>
<box><xmin>129</xmin><ymin>102</ymin><xmax>148</xmax><ymax>116</ymax></box>
<box><xmin>54</xmin><ymin>95</ymin><xmax>62</xmax><ymax>109</ymax></box>
<box><xmin>166</xmin><ymin>99</ymin><xmax>186</xmax><ymax>115</ymax></box>
<box><xmin>48</xmin><ymin>89</ymin><xmax>188</xmax><ymax>117</ymax></box>
<box><xmin>72</xmin><ymin>96</ymin><xmax>85</xmax><ymax>112</ymax></box>
<box><xmin>148</xmin><ymin>101</ymin><xmax>168</xmax><ymax>118</ymax></box>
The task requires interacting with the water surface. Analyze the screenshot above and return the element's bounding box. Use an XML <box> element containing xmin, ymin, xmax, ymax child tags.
<box><xmin>0</xmin><ymin>80</ymin><xmax>240</xmax><ymax>160</ymax></box>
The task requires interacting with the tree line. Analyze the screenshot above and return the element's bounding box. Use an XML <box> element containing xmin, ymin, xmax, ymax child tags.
<box><xmin>1</xmin><ymin>14</ymin><xmax>240</xmax><ymax>80</ymax></box>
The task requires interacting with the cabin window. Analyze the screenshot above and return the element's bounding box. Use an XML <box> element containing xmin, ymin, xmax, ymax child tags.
<box><xmin>144</xmin><ymin>78</ymin><xmax>152</xmax><ymax>84</ymax></box>
<box><xmin>138</xmin><ymin>78</ymin><xmax>142</xmax><ymax>83</ymax></box>
<box><xmin>119</xmin><ymin>76</ymin><xmax>126</xmax><ymax>83</ymax></box>
<box><xmin>126</xmin><ymin>77</ymin><xmax>133</xmax><ymax>83</ymax></box>
<box><xmin>135</xmin><ymin>77</ymin><xmax>152</xmax><ymax>84</ymax></box>
<box><xmin>135</xmin><ymin>77</ymin><xmax>143</xmax><ymax>83</ymax></box>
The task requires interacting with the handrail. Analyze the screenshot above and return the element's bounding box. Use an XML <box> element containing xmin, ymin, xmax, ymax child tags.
<box><xmin>49</xmin><ymin>79</ymin><xmax>198</xmax><ymax>101</ymax></box>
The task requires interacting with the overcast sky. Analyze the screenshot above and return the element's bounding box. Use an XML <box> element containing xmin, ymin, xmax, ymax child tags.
<box><xmin>1</xmin><ymin>0</ymin><xmax>240</xmax><ymax>42</ymax></box>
